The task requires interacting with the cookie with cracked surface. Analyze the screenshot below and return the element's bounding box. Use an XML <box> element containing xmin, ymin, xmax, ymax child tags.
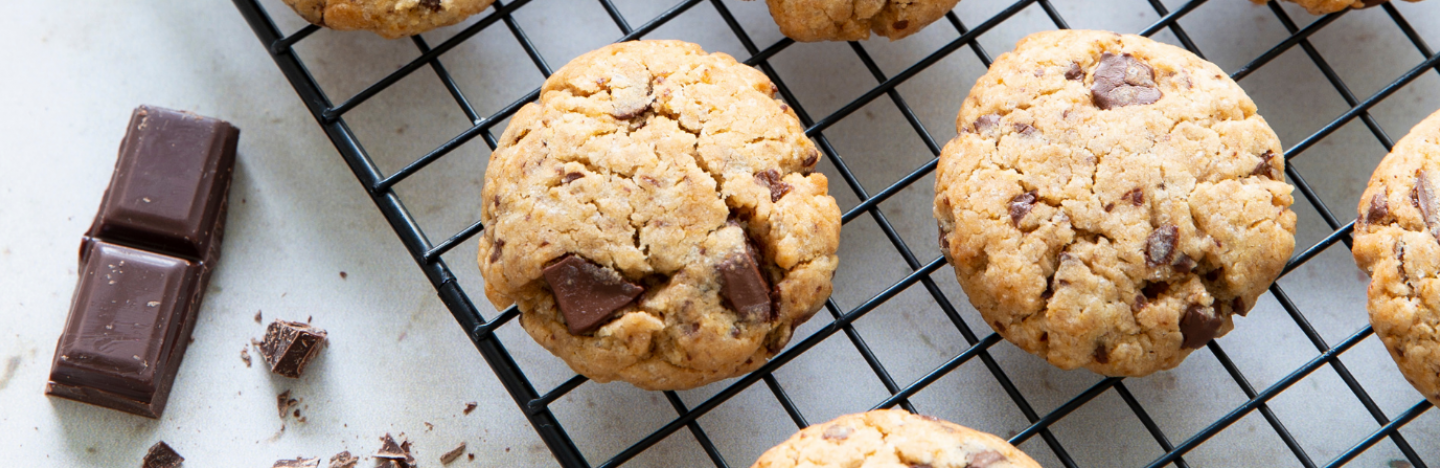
<box><xmin>751</xmin><ymin>409</ymin><xmax>1040</xmax><ymax>468</ymax></box>
<box><xmin>933</xmin><ymin>30</ymin><xmax>1296</xmax><ymax>377</ymax></box>
<box><xmin>1352</xmin><ymin>109</ymin><xmax>1440</xmax><ymax>407</ymax></box>
<box><xmin>282</xmin><ymin>0</ymin><xmax>495</xmax><ymax>39</ymax></box>
<box><xmin>762</xmin><ymin>0</ymin><xmax>962</xmax><ymax>42</ymax></box>
<box><xmin>1255</xmin><ymin>0</ymin><xmax>1421</xmax><ymax>15</ymax></box>
<box><xmin>477</xmin><ymin>40</ymin><xmax>841</xmax><ymax>391</ymax></box>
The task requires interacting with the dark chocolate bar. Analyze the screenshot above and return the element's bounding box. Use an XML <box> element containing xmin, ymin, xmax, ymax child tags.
<box><xmin>47</xmin><ymin>106</ymin><xmax>238</xmax><ymax>418</ymax></box>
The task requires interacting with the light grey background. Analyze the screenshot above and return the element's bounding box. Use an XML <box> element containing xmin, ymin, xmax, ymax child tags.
<box><xmin>2</xmin><ymin>0</ymin><xmax>1438</xmax><ymax>466</ymax></box>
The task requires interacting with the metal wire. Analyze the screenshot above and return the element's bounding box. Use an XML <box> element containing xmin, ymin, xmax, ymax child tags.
<box><xmin>230</xmin><ymin>0</ymin><xmax>1436</xmax><ymax>466</ymax></box>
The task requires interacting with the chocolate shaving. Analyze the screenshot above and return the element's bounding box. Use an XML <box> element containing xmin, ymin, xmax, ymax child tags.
<box><xmin>1180</xmin><ymin>304</ymin><xmax>1222</xmax><ymax>349</ymax></box>
<box><xmin>543</xmin><ymin>255</ymin><xmax>644</xmax><ymax>334</ymax></box>
<box><xmin>142</xmin><ymin>441</ymin><xmax>184</xmax><ymax>468</ymax></box>
<box><xmin>1090</xmin><ymin>52</ymin><xmax>1162</xmax><ymax>110</ymax></box>
<box><xmin>1144</xmin><ymin>225</ymin><xmax>1179</xmax><ymax>267</ymax></box>
<box><xmin>328</xmin><ymin>451</ymin><xmax>358</xmax><ymax>468</ymax></box>
<box><xmin>441</xmin><ymin>442</ymin><xmax>467</xmax><ymax>465</ymax></box>
<box><xmin>755</xmin><ymin>169</ymin><xmax>792</xmax><ymax>202</ymax></box>
<box><xmin>1009</xmin><ymin>191</ymin><xmax>1038</xmax><ymax>226</ymax></box>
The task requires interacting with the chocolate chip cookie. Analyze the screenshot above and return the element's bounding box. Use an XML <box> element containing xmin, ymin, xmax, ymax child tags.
<box><xmin>477</xmin><ymin>40</ymin><xmax>841</xmax><ymax>391</ymax></box>
<box><xmin>933</xmin><ymin>30</ymin><xmax>1297</xmax><ymax>377</ymax></box>
<box><xmin>762</xmin><ymin>0</ymin><xmax>962</xmax><ymax>42</ymax></box>
<box><xmin>1351</xmin><ymin>109</ymin><xmax>1440</xmax><ymax>407</ymax></box>
<box><xmin>282</xmin><ymin>0</ymin><xmax>495</xmax><ymax>39</ymax></box>
<box><xmin>1258</xmin><ymin>0</ymin><xmax>1421</xmax><ymax>15</ymax></box>
<box><xmin>751</xmin><ymin>409</ymin><xmax>1040</xmax><ymax>468</ymax></box>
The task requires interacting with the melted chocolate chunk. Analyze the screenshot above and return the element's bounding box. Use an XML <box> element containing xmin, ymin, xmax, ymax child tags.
<box><xmin>1121</xmin><ymin>188</ymin><xmax>1144</xmax><ymax>206</ymax></box>
<box><xmin>1180</xmin><ymin>304</ymin><xmax>1222</xmax><ymax>349</ymax></box>
<box><xmin>419</xmin><ymin>0</ymin><xmax>442</xmax><ymax>11</ymax></box>
<box><xmin>1413</xmin><ymin>171</ymin><xmax>1440</xmax><ymax>240</ymax></box>
<box><xmin>968</xmin><ymin>450</ymin><xmax>1007</xmax><ymax>468</ymax></box>
<box><xmin>143</xmin><ymin>441</ymin><xmax>184</xmax><ymax>468</ymax></box>
<box><xmin>1090</xmin><ymin>52</ymin><xmax>1162</xmax><ymax>110</ymax></box>
<box><xmin>719</xmin><ymin>241</ymin><xmax>773</xmax><ymax>322</ymax></box>
<box><xmin>803</xmin><ymin>150</ymin><xmax>819</xmax><ymax>167</ymax></box>
<box><xmin>489</xmin><ymin>239</ymin><xmax>504</xmax><ymax>263</ymax></box>
<box><xmin>755</xmin><ymin>169</ymin><xmax>792</xmax><ymax>202</ymax></box>
<box><xmin>1013</xmin><ymin>123</ymin><xmax>1037</xmax><ymax>136</ymax></box>
<box><xmin>1142</xmin><ymin>281</ymin><xmax>1170</xmax><ymax>300</ymax></box>
<box><xmin>892</xmin><ymin>19</ymin><xmax>910</xmax><ymax>30</ymax></box>
<box><xmin>1230</xmin><ymin>296</ymin><xmax>1248</xmax><ymax>317</ymax></box>
<box><xmin>1173</xmin><ymin>254</ymin><xmax>1196</xmax><ymax>274</ymax></box>
<box><xmin>1065</xmin><ymin>62</ymin><xmax>1084</xmax><ymax>81</ymax></box>
<box><xmin>1093</xmin><ymin>344</ymin><xmax>1110</xmax><ymax>364</ymax></box>
<box><xmin>974</xmin><ymin>114</ymin><xmax>1001</xmax><ymax>134</ymax></box>
<box><xmin>543</xmin><ymin>255</ymin><xmax>644</xmax><ymax>334</ymax></box>
<box><xmin>1364</xmin><ymin>189</ymin><xmax>1389</xmax><ymax>225</ymax></box>
<box><xmin>1144</xmin><ymin>225</ymin><xmax>1179</xmax><ymax>267</ymax></box>
<box><xmin>562</xmin><ymin>172</ymin><xmax>583</xmax><ymax>184</ymax></box>
<box><xmin>1009</xmin><ymin>191</ymin><xmax>1038</xmax><ymax>226</ymax></box>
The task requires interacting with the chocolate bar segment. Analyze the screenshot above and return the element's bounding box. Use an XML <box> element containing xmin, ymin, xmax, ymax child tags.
<box><xmin>89</xmin><ymin>106</ymin><xmax>238</xmax><ymax>260</ymax></box>
<box><xmin>47</xmin><ymin>106</ymin><xmax>237</xmax><ymax>418</ymax></box>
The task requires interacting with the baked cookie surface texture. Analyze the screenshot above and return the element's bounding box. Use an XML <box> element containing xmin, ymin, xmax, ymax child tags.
<box><xmin>763</xmin><ymin>0</ymin><xmax>962</xmax><ymax>42</ymax></box>
<box><xmin>934</xmin><ymin>30</ymin><xmax>1296</xmax><ymax>377</ymax></box>
<box><xmin>1256</xmin><ymin>0</ymin><xmax>1421</xmax><ymax>16</ymax></box>
<box><xmin>752</xmin><ymin>409</ymin><xmax>1041</xmax><ymax>468</ymax></box>
<box><xmin>1352</xmin><ymin>109</ymin><xmax>1440</xmax><ymax>407</ymax></box>
<box><xmin>478</xmin><ymin>40</ymin><xmax>841</xmax><ymax>391</ymax></box>
<box><xmin>283</xmin><ymin>0</ymin><xmax>496</xmax><ymax>39</ymax></box>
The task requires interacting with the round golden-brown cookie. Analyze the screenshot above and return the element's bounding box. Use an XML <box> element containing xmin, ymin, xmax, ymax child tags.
<box><xmin>283</xmin><ymin>0</ymin><xmax>495</xmax><ymax>39</ymax></box>
<box><xmin>477</xmin><ymin>40</ymin><xmax>841</xmax><ymax>391</ymax></box>
<box><xmin>763</xmin><ymin>0</ymin><xmax>961</xmax><ymax>42</ymax></box>
<box><xmin>933</xmin><ymin>30</ymin><xmax>1296</xmax><ymax>377</ymax></box>
<box><xmin>751</xmin><ymin>409</ymin><xmax>1041</xmax><ymax>468</ymax></box>
<box><xmin>1351</xmin><ymin>109</ymin><xmax>1440</xmax><ymax>407</ymax></box>
<box><xmin>1256</xmin><ymin>0</ymin><xmax>1422</xmax><ymax>15</ymax></box>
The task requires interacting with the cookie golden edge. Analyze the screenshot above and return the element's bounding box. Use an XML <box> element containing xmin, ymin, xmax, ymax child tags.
<box><xmin>282</xmin><ymin>0</ymin><xmax>496</xmax><ymax>39</ymax></box>
<box><xmin>1254</xmin><ymin>0</ymin><xmax>1423</xmax><ymax>16</ymax></box>
<box><xmin>764</xmin><ymin>0</ymin><xmax>962</xmax><ymax>42</ymax></box>
<box><xmin>1352</xmin><ymin>109</ymin><xmax>1440</xmax><ymax>407</ymax></box>
<box><xmin>476</xmin><ymin>40</ymin><xmax>841</xmax><ymax>391</ymax></box>
<box><xmin>934</xmin><ymin>29</ymin><xmax>1296</xmax><ymax>377</ymax></box>
<box><xmin>751</xmin><ymin>409</ymin><xmax>1041</xmax><ymax>468</ymax></box>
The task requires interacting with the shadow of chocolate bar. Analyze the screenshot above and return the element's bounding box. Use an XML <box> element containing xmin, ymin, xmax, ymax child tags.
<box><xmin>46</xmin><ymin>106</ymin><xmax>238</xmax><ymax>418</ymax></box>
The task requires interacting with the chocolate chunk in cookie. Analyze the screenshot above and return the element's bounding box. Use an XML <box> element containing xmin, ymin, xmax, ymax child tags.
<box><xmin>1363</xmin><ymin>189</ymin><xmax>1389</xmax><ymax>225</ymax></box>
<box><xmin>1412</xmin><ymin>170</ymin><xmax>1440</xmax><ymax>239</ymax></box>
<box><xmin>543</xmin><ymin>255</ymin><xmax>645</xmax><ymax>334</ymax></box>
<box><xmin>756</xmin><ymin>169</ymin><xmax>793</xmax><ymax>202</ymax></box>
<box><xmin>1090</xmin><ymin>53</ymin><xmax>1162</xmax><ymax>110</ymax></box>
<box><xmin>1144</xmin><ymin>225</ymin><xmax>1179</xmax><ymax>267</ymax></box>
<box><xmin>719</xmin><ymin>243</ymin><xmax>773</xmax><ymax>322</ymax></box>
<box><xmin>1009</xmin><ymin>191</ymin><xmax>1038</xmax><ymax>225</ymax></box>
<box><xmin>1180</xmin><ymin>304</ymin><xmax>1222</xmax><ymax>349</ymax></box>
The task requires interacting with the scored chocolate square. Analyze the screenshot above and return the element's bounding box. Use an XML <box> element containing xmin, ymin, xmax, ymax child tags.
<box><xmin>259</xmin><ymin>320</ymin><xmax>327</xmax><ymax>378</ymax></box>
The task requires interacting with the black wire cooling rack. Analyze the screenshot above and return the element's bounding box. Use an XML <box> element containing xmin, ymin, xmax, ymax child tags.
<box><xmin>231</xmin><ymin>0</ymin><xmax>1436</xmax><ymax>466</ymax></box>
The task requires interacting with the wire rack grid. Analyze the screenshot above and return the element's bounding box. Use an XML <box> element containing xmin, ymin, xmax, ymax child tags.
<box><xmin>230</xmin><ymin>0</ymin><xmax>1436</xmax><ymax>466</ymax></box>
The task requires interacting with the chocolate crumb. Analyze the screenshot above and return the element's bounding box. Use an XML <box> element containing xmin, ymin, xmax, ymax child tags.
<box><xmin>468</xmin><ymin>454</ymin><xmax>475</xmax><ymax>461</ymax></box>
<box><xmin>425</xmin><ymin>422</ymin><xmax>434</xmax><ymax>431</ymax></box>
<box><xmin>327</xmin><ymin>451</ymin><xmax>357</xmax><ymax>468</ymax></box>
<box><xmin>441</xmin><ymin>442</ymin><xmax>467</xmax><ymax>465</ymax></box>
<box><xmin>464</xmin><ymin>401</ymin><xmax>478</xmax><ymax>415</ymax></box>
<box><xmin>241</xmin><ymin>347</ymin><xmax>252</xmax><ymax>368</ymax></box>
<box><xmin>339</xmin><ymin>271</ymin><xmax>347</xmax><ymax>280</ymax></box>
<box><xmin>142</xmin><ymin>441</ymin><xmax>183</xmax><ymax>468</ymax></box>
<box><xmin>277</xmin><ymin>390</ymin><xmax>294</xmax><ymax>418</ymax></box>
<box><xmin>255</xmin><ymin>310</ymin><xmax>262</xmax><ymax>323</ymax></box>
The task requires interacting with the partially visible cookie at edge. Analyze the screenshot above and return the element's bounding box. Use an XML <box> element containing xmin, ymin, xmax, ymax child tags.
<box><xmin>478</xmin><ymin>40</ymin><xmax>841</xmax><ymax>391</ymax></box>
<box><xmin>763</xmin><ymin>0</ymin><xmax>962</xmax><ymax>42</ymax></box>
<box><xmin>1256</xmin><ymin>0</ymin><xmax>1422</xmax><ymax>15</ymax></box>
<box><xmin>283</xmin><ymin>0</ymin><xmax>496</xmax><ymax>39</ymax></box>
<box><xmin>751</xmin><ymin>409</ymin><xmax>1040</xmax><ymax>468</ymax></box>
<box><xmin>1352</xmin><ymin>109</ymin><xmax>1440</xmax><ymax>407</ymax></box>
<box><xmin>934</xmin><ymin>30</ymin><xmax>1296</xmax><ymax>376</ymax></box>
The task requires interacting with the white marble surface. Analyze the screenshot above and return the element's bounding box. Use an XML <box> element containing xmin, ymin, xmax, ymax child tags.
<box><xmin>3</xmin><ymin>0</ymin><xmax>1440</xmax><ymax>466</ymax></box>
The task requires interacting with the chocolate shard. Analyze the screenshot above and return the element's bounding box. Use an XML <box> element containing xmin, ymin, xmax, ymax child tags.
<box><xmin>968</xmin><ymin>450</ymin><xmax>1008</xmax><ymax>468</ymax></box>
<box><xmin>47</xmin><ymin>106</ymin><xmax>237</xmax><ymax>419</ymax></box>
<box><xmin>1009</xmin><ymin>191</ymin><xmax>1038</xmax><ymax>226</ymax></box>
<box><xmin>1090</xmin><ymin>52</ymin><xmax>1162</xmax><ymax>110</ymax></box>
<box><xmin>543</xmin><ymin>255</ymin><xmax>645</xmax><ymax>334</ymax></box>
<box><xmin>719</xmin><ymin>241</ymin><xmax>773</xmax><ymax>322</ymax></box>
<box><xmin>440</xmin><ymin>442</ymin><xmax>467</xmax><ymax>465</ymax></box>
<box><xmin>259</xmin><ymin>321</ymin><xmax>327</xmax><ymax>379</ymax></box>
<box><xmin>1413</xmin><ymin>171</ymin><xmax>1440</xmax><ymax>240</ymax></box>
<box><xmin>464</xmin><ymin>401</ymin><xmax>478</xmax><ymax>415</ymax></box>
<box><xmin>142</xmin><ymin>441</ymin><xmax>184</xmax><ymax>468</ymax></box>
<box><xmin>1180</xmin><ymin>303</ymin><xmax>1222</xmax><ymax>349</ymax></box>
<box><xmin>272</xmin><ymin>458</ymin><xmax>320</xmax><ymax>468</ymax></box>
<box><xmin>1144</xmin><ymin>224</ymin><xmax>1179</xmax><ymax>267</ymax></box>
<box><xmin>327</xmin><ymin>451</ymin><xmax>358</xmax><ymax>468</ymax></box>
<box><xmin>1363</xmin><ymin>189</ymin><xmax>1389</xmax><ymax>225</ymax></box>
<box><xmin>375</xmin><ymin>433</ymin><xmax>408</xmax><ymax>460</ymax></box>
